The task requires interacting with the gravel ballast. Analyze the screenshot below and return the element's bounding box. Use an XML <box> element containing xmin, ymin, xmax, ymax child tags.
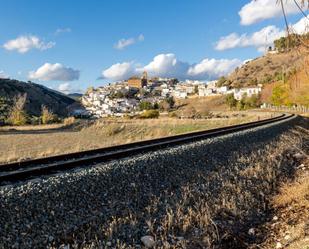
<box><xmin>0</xmin><ymin>115</ymin><xmax>299</xmax><ymax>248</ymax></box>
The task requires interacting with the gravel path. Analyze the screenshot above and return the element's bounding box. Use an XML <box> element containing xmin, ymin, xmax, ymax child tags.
<box><xmin>0</xmin><ymin>115</ymin><xmax>298</xmax><ymax>248</ymax></box>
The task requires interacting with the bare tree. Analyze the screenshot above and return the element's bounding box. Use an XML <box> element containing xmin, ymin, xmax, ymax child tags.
<box><xmin>8</xmin><ymin>94</ymin><xmax>28</xmax><ymax>126</ymax></box>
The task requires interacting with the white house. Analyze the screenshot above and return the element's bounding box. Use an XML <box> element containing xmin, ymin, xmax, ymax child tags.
<box><xmin>173</xmin><ymin>90</ymin><xmax>187</xmax><ymax>99</ymax></box>
<box><xmin>199</xmin><ymin>88</ymin><xmax>217</xmax><ymax>97</ymax></box>
<box><xmin>217</xmin><ymin>86</ymin><xmax>229</xmax><ymax>94</ymax></box>
<box><xmin>233</xmin><ymin>87</ymin><xmax>261</xmax><ymax>100</ymax></box>
<box><xmin>206</xmin><ymin>80</ymin><xmax>217</xmax><ymax>90</ymax></box>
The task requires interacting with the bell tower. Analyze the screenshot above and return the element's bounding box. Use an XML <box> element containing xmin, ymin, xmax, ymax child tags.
<box><xmin>142</xmin><ymin>71</ymin><xmax>148</xmax><ymax>80</ymax></box>
<box><xmin>141</xmin><ymin>71</ymin><xmax>148</xmax><ymax>87</ymax></box>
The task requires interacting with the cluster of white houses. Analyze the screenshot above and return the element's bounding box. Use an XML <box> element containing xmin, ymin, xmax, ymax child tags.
<box><xmin>198</xmin><ymin>81</ymin><xmax>261</xmax><ymax>100</ymax></box>
<box><xmin>82</xmin><ymin>73</ymin><xmax>262</xmax><ymax>117</ymax></box>
<box><xmin>82</xmin><ymin>84</ymin><xmax>139</xmax><ymax>117</ymax></box>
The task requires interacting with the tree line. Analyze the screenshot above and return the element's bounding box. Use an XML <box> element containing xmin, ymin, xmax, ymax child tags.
<box><xmin>0</xmin><ymin>94</ymin><xmax>58</xmax><ymax>126</ymax></box>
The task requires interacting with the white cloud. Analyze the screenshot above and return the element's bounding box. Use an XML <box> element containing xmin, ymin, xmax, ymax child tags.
<box><xmin>101</xmin><ymin>54</ymin><xmax>240</xmax><ymax>81</ymax></box>
<box><xmin>29</xmin><ymin>63</ymin><xmax>80</xmax><ymax>81</ymax></box>
<box><xmin>215</xmin><ymin>25</ymin><xmax>284</xmax><ymax>52</ymax></box>
<box><xmin>114</xmin><ymin>34</ymin><xmax>145</xmax><ymax>50</ymax></box>
<box><xmin>291</xmin><ymin>15</ymin><xmax>309</xmax><ymax>34</ymax></box>
<box><xmin>216</xmin><ymin>15</ymin><xmax>309</xmax><ymax>52</ymax></box>
<box><xmin>239</xmin><ymin>0</ymin><xmax>305</xmax><ymax>25</ymax></box>
<box><xmin>142</xmin><ymin>53</ymin><xmax>189</xmax><ymax>79</ymax></box>
<box><xmin>55</xmin><ymin>28</ymin><xmax>71</xmax><ymax>35</ymax></box>
<box><xmin>188</xmin><ymin>58</ymin><xmax>242</xmax><ymax>80</ymax></box>
<box><xmin>0</xmin><ymin>71</ymin><xmax>9</xmax><ymax>79</ymax></box>
<box><xmin>57</xmin><ymin>82</ymin><xmax>81</xmax><ymax>94</ymax></box>
<box><xmin>3</xmin><ymin>35</ymin><xmax>55</xmax><ymax>53</ymax></box>
<box><xmin>58</xmin><ymin>82</ymin><xmax>71</xmax><ymax>94</ymax></box>
<box><xmin>101</xmin><ymin>62</ymin><xmax>137</xmax><ymax>81</ymax></box>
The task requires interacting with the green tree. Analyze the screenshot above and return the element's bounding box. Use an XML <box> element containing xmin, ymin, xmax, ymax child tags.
<box><xmin>243</xmin><ymin>94</ymin><xmax>260</xmax><ymax>109</ymax></box>
<box><xmin>274</xmin><ymin>37</ymin><xmax>287</xmax><ymax>52</ymax></box>
<box><xmin>217</xmin><ymin>76</ymin><xmax>227</xmax><ymax>87</ymax></box>
<box><xmin>194</xmin><ymin>85</ymin><xmax>198</xmax><ymax>94</ymax></box>
<box><xmin>153</xmin><ymin>102</ymin><xmax>159</xmax><ymax>110</ymax></box>
<box><xmin>0</xmin><ymin>97</ymin><xmax>11</xmax><ymax>124</ymax></box>
<box><xmin>237</xmin><ymin>99</ymin><xmax>245</xmax><ymax>110</ymax></box>
<box><xmin>139</xmin><ymin>101</ymin><xmax>153</xmax><ymax>111</ymax></box>
<box><xmin>225</xmin><ymin>93</ymin><xmax>237</xmax><ymax>109</ymax></box>
<box><xmin>271</xmin><ymin>84</ymin><xmax>288</xmax><ymax>106</ymax></box>
<box><xmin>166</xmin><ymin>97</ymin><xmax>175</xmax><ymax>109</ymax></box>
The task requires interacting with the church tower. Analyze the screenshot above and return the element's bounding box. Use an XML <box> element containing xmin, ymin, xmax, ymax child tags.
<box><xmin>141</xmin><ymin>71</ymin><xmax>148</xmax><ymax>87</ymax></box>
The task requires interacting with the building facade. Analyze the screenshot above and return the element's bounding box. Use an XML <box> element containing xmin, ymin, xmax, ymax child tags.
<box><xmin>127</xmin><ymin>71</ymin><xmax>148</xmax><ymax>89</ymax></box>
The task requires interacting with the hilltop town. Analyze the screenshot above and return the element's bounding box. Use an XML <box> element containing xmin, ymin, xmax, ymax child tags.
<box><xmin>82</xmin><ymin>72</ymin><xmax>262</xmax><ymax>117</ymax></box>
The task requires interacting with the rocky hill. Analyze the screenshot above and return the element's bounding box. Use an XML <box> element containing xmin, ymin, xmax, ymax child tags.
<box><xmin>226</xmin><ymin>49</ymin><xmax>306</xmax><ymax>88</ymax></box>
<box><xmin>222</xmin><ymin>35</ymin><xmax>309</xmax><ymax>107</ymax></box>
<box><xmin>0</xmin><ymin>79</ymin><xmax>76</xmax><ymax>117</ymax></box>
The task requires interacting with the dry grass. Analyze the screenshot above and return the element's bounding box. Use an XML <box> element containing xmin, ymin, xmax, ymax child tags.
<box><xmin>274</xmin><ymin>172</ymin><xmax>309</xmax><ymax>208</ymax></box>
<box><xmin>228</xmin><ymin>49</ymin><xmax>305</xmax><ymax>88</ymax></box>
<box><xmin>260</xmin><ymin>157</ymin><xmax>309</xmax><ymax>249</ymax></box>
<box><xmin>0</xmin><ymin>113</ymin><xmax>271</xmax><ymax>164</ymax></box>
<box><xmin>0</xmin><ymin>123</ymin><xmax>66</xmax><ymax>131</ymax></box>
<box><xmin>176</xmin><ymin>95</ymin><xmax>228</xmax><ymax>113</ymax></box>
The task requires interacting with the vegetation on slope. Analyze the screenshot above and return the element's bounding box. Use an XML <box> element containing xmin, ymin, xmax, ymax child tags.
<box><xmin>0</xmin><ymin>79</ymin><xmax>76</xmax><ymax>118</ymax></box>
<box><xmin>223</xmin><ymin>33</ymin><xmax>309</xmax><ymax>107</ymax></box>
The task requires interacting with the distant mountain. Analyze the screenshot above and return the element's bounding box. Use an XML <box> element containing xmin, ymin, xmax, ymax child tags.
<box><xmin>67</xmin><ymin>93</ymin><xmax>83</xmax><ymax>101</ymax></box>
<box><xmin>0</xmin><ymin>79</ymin><xmax>76</xmax><ymax>117</ymax></box>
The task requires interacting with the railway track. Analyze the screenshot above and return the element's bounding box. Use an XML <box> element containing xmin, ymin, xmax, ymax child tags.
<box><xmin>0</xmin><ymin>113</ymin><xmax>295</xmax><ymax>185</ymax></box>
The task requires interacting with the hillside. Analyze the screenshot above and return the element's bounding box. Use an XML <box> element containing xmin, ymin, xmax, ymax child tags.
<box><xmin>224</xmin><ymin>38</ymin><xmax>309</xmax><ymax>107</ymax></box>
<box><xmin>227</xmin><ymin>49</ymin><xmax>306</xmax><ymax>88</ymax></box>
<box><xmin>0</xmin><ymin>79</ymin><xmax>76</xmax><ymax>117</ymax></box>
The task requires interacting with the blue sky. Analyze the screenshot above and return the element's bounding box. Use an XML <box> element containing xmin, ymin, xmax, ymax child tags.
<box><xmin>0</xmin><ymin>0</ymin><xmax>308</xmax><ymax>93</ymax></box>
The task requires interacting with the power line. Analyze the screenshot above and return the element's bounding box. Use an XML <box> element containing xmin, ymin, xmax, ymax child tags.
<box><xmin>279</xmin><ymin>0</ymin><xmax>290</xmax><ymax>34</ymax></box>
<box><xmin>293</xmin><ymin>0</ymin><xmax>309</xmax><ymax>20</ymax></box>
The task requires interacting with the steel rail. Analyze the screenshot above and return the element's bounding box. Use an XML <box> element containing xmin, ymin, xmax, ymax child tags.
<box><xmin>0</xmin><ymin>113</ymin><xmax>295</xmax><ymax>184</ymax></box>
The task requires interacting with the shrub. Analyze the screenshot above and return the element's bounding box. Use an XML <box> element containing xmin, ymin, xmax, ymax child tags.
<box><xmin>139</xmin><ymin>101</ymin><xmax>153</xmax><ymax>111</ymax></box>
<box><xmin>139</xmin><ymin>110</ymin><xmax>160</xmax><ymax>119</ymax></box>
<box><xmin>160</xmin><ymin>97</ymin><xmax>175</xmax><ymax>111</ymax></box>
<box><xmin>166</xmin><ymin>97</ymin><xmax>175</xmax><ymax>109</ymax></box>
<box><xmin>244</xmin><ymin>94</ymin><xmax>261</xmax><ymax>108</ymax></box>
<box><xmin>237</xmin><ymin>99</ymin><xmax>245</xmax><ymax>110</ymax></box>
<box><xmin>8</xmin><ymin>111</ymin><xmax>28</xmax><ymax>126</ymax></box>
<box><xmin>41</xmin><ymin>106</ymin><xmax>57</xmax><ymax>124</ymax></box>
<box><xmin>236</xmin><ymin>94</ymin><xmax>261</xmax><ymax>110</ymax></box>
<box><xmin>225</xmin><ymin>94</ymin><xmax>237</xmax><ymax>109</ymax></box>
<box><xmin>0</xmin><ymin>97</ymin><xmax>11</xmax><ymax>125</ymax></box>
<box><xmin>168</xmin><ymin>112</ymin><xmax>178</xmax><ymax>118</ymax></box>
<box><xmin>30</xmin><ymin>116</ymin><xmax>41</xmax><ymax>125</ymax></box>
<box><xmin>7</xmin><ymin>94</ymin><xmax>28</xmax><ymax>126</ymax></box>
<box><xmin>63</xmin><ymin>117</ymin><xmax>76</xmax><ymax>126</ymax></box>
<box><xmin>107</xmin><ymin>124</ymin><xmax>125</xmax><ymax>136</ymax></box>
<box><xmin>216</xmin><ymin>76</ymin><xmax>227</xmax><ymax>87</ymax></box>
<box><xmin>179</xmin><ymin>107</ymin><xmax>201</xmax><ymax>119</ymax></box>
